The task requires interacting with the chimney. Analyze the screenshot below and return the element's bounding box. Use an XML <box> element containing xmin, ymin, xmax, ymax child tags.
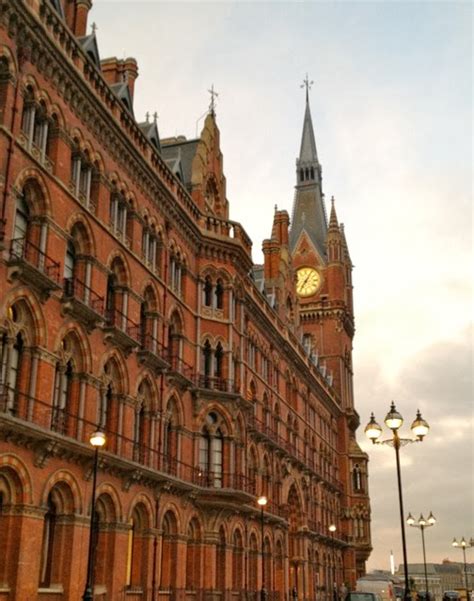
<box><xmin>100</xmin><ymin>57</ymin><xmax>139</xmax><ymax>102</ymax></box>
<box><xmin>74</xmin><ymin>0</ymin><xmax>93</xmax><ymax>37</ymax></box>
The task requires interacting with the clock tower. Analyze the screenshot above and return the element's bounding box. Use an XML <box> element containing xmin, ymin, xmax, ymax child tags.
<box><xmin>290</xmin><ymin>87</ymin><xmax>372</xmax><ymax>579</ymax></box>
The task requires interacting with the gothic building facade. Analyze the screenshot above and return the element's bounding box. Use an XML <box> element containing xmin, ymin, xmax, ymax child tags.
<box><xmin>0</xmin><ymin>1</ymin><xmax>371</xmax><ymax>600</ymax></box>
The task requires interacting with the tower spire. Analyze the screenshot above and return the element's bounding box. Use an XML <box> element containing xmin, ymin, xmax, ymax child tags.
<box><xmin>289</xmin><ymin>80</ymin><xmax>327</xmax><ymax>259</ymax></box>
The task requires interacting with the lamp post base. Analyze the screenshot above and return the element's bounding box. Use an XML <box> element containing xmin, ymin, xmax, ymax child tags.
<box><xmin>82</xmin><ymin>586</ymin><xmax>94</xmax><ymax>601</ymax></box>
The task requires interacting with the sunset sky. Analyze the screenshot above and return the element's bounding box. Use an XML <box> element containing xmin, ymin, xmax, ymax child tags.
<box><xmin>89</xmin><ymin>0</ymin><xmax>473</xmax><ymax>570</ymax></box>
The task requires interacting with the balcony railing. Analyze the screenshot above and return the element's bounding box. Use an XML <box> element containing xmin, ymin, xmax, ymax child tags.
<box><xmin>63</xmin><ymin>276</ymin><xmax>104</xmax><ymax>315</ymax></box>
<box><xmin>137</xmin><ymin>333</ymin><xmax>169</xmax><ymax>371</ymax></box>
<box><xmin>9</xmin><ymin>237</ymin><xmax>60</xmax><ymax>285</ymax></box>
<box><xmin>168</xmin><ymin>355</ymin><xmax>194</xmax><ymax>382</ymax></box>
<box><xmin>0</xmin><ymin>386</ymin><xmax>259</xmax><ymax>500</ymax></box>
<box><xmin>193</xmin><ymin>374</ymin><xmax>238</xmax><ymax>394</ymax></box>
<box><xmin>104</xmin><ymin>308</ymin><xmax>140</xmax><ymax>348</ymax></box>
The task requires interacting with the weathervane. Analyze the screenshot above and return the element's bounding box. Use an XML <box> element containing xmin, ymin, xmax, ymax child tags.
<box><xmin>208</xmin><ymin>84</ymin><xmax>219</xmax><ymax>115</ymax></box>
<box><xmin>301</xmin><ymin>73</ymin><xmax>314</xmax><ymax>102</ymax></box>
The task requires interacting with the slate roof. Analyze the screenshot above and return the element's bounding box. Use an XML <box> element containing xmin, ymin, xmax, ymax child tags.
<box><xmin>138</xmin><ymin>121</ymin><xmax>161</xmax><ymax>152</ymax></box>
<box><xmin>161</xmin><ymin>138</ymin><xmax>200</xmax><ymax>187</ymax></box>
<box><xmin>78</xmin><ymin>33</ymin><xmax>100</xmax><ymax>67</ymax></box>
<box><xmin>289</xmin><ymin>98</ymin><xmax>327</xmax><ymax>259</ymax></box>
<box><xmin>110</xmin><ymin>82</ymin><xmax>134</xmax><ymax>116</ymax></box>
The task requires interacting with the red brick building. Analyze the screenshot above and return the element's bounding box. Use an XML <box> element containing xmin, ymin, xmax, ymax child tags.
<box><xmin>0</xmin><ymin>1</ymin><xmax>371</xmax><ymax>600</ymax></box>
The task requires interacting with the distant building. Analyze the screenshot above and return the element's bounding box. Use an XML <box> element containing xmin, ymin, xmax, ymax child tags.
<box><xmin>397</xmin><ymin>562</ymin><xmax>474</xmax><ymax>596</ymax></box>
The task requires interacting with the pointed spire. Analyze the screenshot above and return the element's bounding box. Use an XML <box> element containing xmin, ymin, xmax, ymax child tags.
<box><xmin>299</xmin><ymin>97</ymin><xmax>319</xmax><ymax>165</ymax></box>
<box><xmin>329</xmin><ymin>196</ymin><xmax>339</xmax><ymax>231</ymax></box>
<box><xmin>289</xmin><ymin>86</ymin><xmax>327</xmax><ymax>259</ymax></box>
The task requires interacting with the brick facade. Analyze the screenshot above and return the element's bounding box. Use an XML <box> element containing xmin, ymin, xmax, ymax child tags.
<box><xmin>0</xmin><ymin>1</ymin><xmax>371</xmax><ymax>600</ymax></box>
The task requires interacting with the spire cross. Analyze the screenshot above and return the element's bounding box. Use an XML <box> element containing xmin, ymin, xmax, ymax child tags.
<box><xmin>153</xmin><ymin>111</ymin><xmax>158</xmax><ymax>124</ymax></box>
<box><xmin>208</xmin><ymin>84</ymin><xmax>219</xmax><ymax>115</ymax></box>
<box><xmin>301</xmin><ymin>73</ymin><xmax>314</xmax><ymax>102</ymax></box>
<box><xmin>145</xmin><ymin>111</ymin><xmax>150</xmax><ymax>123</ymax></box>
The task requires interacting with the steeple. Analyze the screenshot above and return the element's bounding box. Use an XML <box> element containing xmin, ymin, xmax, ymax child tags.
<box><xmin>289</xmin><ymin>83</ymin><xmax>327</xmax><ymax>259</ymax></box>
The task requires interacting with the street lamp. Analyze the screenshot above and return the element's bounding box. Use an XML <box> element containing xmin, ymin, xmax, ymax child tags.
<box><xmin>407</xmin><ymin>511</ymin><xmax>436</xmax><ymax>597</ymax></box>
<box><xmin>329</xmin><ymin>525</ymin><xmax>337</xmax><ymax>601</ymax></box>
<box><xmin>365</xmin><ymin>403</ymin><xmax>429</xmax><ymax>601</ymax></box>
<box><xmin>82</xmin><ymin>430</ymin><xmax>106</xmax><ymax>601</ymax></box>
<box><xmin>257</xmin><ymin>496</ymin><xmax>268</xmax><ymax>601</ymax></box>
<box><xmin>452</xmin><ymin>536</ymin><xmax>474</xmax><ymax>598</ymax></box>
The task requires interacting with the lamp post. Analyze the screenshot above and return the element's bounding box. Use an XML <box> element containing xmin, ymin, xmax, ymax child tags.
<box><xmin>329</xmin><ymin>525</ymin><xmax>337</xmax><ymax>601</ymax></box>
<box><xmin>407</xmin><ymin>512</ymin><xmax>436</xmax><ymax>597</ymax></box>
<box><xmin>82</xmin><ymin>430</ymin><xmax>106</xmax><ymax>601</ymax></box>
<box><xmin>365</xmin><ymin>403</ymin><xmax>430</xmax><ymax>601</ymax></box>
<box><xmin>452</xmin><ymin>537</ymin><xmax>474</xmax><ymax>599</ymax></box>
<box><xmin>257</xmin><ymin>496</ymin><xmax>268</xmax><ymax>601</ymax></box>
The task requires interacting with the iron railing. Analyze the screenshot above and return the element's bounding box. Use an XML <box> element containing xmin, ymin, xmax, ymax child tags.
<box><xmin>63</xmin><ymin>276</ymin><xmax>105</xmax><ymax>315</ymax></box>
<box><xmin>9</xmin><ymin>237</ymin><xmax>60</xmax><ymax>283</ymax></box>
<box><xmin>105</xmin><ymin>307</ymin><xmax>140</xmax><ymax>341</ymax></box>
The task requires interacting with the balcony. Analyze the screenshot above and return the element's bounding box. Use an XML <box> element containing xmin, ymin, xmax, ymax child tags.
<box><xmin>192</xmin><ymin>374</ymin><xmax>239</xmax><ymax>396</ymax></box>
<box><xmin>103</xmin><ymin>308</ymin><xmax>140</xmax><ymax>352</ymax></box>
<box><xmin>62</xmin><ymin>277</ymin><xmax>104</xmax><ymax>330</ymax></box>
<box><xmin>137</xmin><ymin>334</ymin><xmax>169</xmax><ymax>373</ymax></box>
<box><xmin>168</xmin><ymin>355</ymin><xmax>194</xmax><ymax>387</ymax></box>
<box><xmin>7</xmin><ymin>238</ymin><xmax>61</xmax><ymax>299</ymax></box>
<box><xmin>0</xmin><ymin>386</ymin><xmax>262</xmax><ymax>504</ymax></box>
<box><xmin>193</xmin><ymin>470</ymin><xmax>256</xmax><ymax>496</ymax></box>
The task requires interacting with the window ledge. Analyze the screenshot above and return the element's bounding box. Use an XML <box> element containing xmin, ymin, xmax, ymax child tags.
<box><xmin>38</xmin><ymin>586</ymin><xmax>64</xmax><ymax>594</ymax></box>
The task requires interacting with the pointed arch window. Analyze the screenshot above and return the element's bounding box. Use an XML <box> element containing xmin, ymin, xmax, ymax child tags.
<box><xmin>6</xmin><ymin>332</ymin><xmax>23</xmax><ymax>414</ymax></box>
<box><xmin>39</xmin><ymin>493</ymin><xmax>57</xmax><ymax>588</ymax></box>
<box><xmin>352</xmin><ymin>464</ymin><xmax>363</xmax><ymax>492</ymax></box>
<box><xmin>13</xmin><ymin>194</ymin><xmax>30</xmax><ymax>249</ymax></box>
<box><xmin>202</xmin><ymin>340</ymin><xmax>212</xmax><ymax>380</ymax></box>
<box><xmin>203</xmin><ymin>276</ymin><xmax>213</xmax><ymax>307</ymax></box>
<box><xmin>214</xmin><ymin>343</ymin><xmax>224</xmax><ymax>379</ymax></box>
<box><xmin>215</xmin><ymin>279</ymin><xmax>224</xmax><ymax>310</ymax></box>
<box><xmin>51</xmin><ymin>359</ymin><xmax>73</xmax><ymax>434</ymax></box>
<box><xmin>199</xmin><ymin>412</ymin><xmax>224</xmax><ymax>488</ymax></box>
<box><xmin>64</xmin><ymin>239</ymin><xmax>76</xmax><ymax>282</ymax></box>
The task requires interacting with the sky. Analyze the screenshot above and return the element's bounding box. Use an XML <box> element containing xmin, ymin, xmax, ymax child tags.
<box><xmin>89</xmin><ymin>0</ymin><xmax>473</xmax><ymax>572</ymax></box>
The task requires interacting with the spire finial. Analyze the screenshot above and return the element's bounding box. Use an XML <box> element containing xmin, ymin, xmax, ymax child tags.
<box><xmin>91</xmin><ymin>22</ymin><xmax>98</xmax><ymax>34</ymax></box>
<box><xmin>208</xmin><ymin>84</ymin><xmax>219</xmax><ymax>115</ymax></box>
<box><xmin>301</xmin><ymin>73</ymin><xmax>314</xmax><ymax>103</ymax></box>
<box><xmin>145</xmin><ymin>111</ymin><xmax>150</xmax><ymax>123</ymax></box>
<box><xmin>153</xmin><ymin>111</ymin><xmax>158</xmax><ymax>124</ymax></box>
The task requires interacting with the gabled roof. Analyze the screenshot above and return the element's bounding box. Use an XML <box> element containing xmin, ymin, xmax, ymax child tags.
<box><xmin>78</xmin><ymin>33</ymin><xmax>101</xmax><ymax>67</ymax></box>
<box><xmin>138</xmin><ymin>120</ymin><xmax>161</xmax><ymax>152</ymax></box>
<box><xmin>161</xmin><ymin>138</ymin><xmax>199</xmax><ymax>188</ymax></box>
<box><xmin>110</xmin><ymin>81</ymin><xmax>134</xmax><ymax>116</ymax></box>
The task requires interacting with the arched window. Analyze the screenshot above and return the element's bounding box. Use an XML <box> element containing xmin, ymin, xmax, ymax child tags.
<box><xmin>203</xmin><ymin>276</ymin><xmax>213</xmax><ymax>306</ymax></box>
<box><xmin>199</xmin><ymin>412</ymin><xmax>224</xmax><ymax>488</ymax></box>
<box><xmin>214</xmin><ymin>342</ymin><xmax>224</xmax><ymax>380</ymax></box>
<box><xmin>232</xmin><ymin>529</ymin><xmax>244</xmax><ymax>591</ymax></box>
<box><xmin>215</xmin><ymin>278</ymin><xmax>224</xmax><ymax>309</ymax></box>
<box><xmin>51</xmin><ymin>359</ymin><xmax>73</xmax><ymax>434</ymax></box>
<box><xmin>0</xmin><ymin>56</ymin><xmax>12</xmax><ymax>124</ymax></box>
<box><xmin>353</xmin><ymin>464</ymin><xmax>363</xmax><ymax>492</ymax></box>
<box><xmin>64</xmin><ymin>239</ymin><xmax>76</xmax><ymax>282</ymax></box>
<box><xmin>109</xmin><ymin>190</ymin><xmax>131</xmax><ymax>245</ymax></box>
<box><xmin>6</xmin><ymin>332</ymin><xmax>24</xmax><ymax>414</ymax></box>
<box><xmin>39</xmin><ymin>493</ymin><xmax>57</xmax><ymax>587</ymax></box>
<box><xmin>249</xmin><ymin>533</ymin><xmax>258</xmax><ymax>591</ymax></box>
<box><xmin>127</xmin><ymin>504</ymin><xmax>149</xmax><ymax>591</ymax></box>
<box><xmin>13</xmin><ymin>193</ymin><xmax>30</xmax><ymax>243</ymax></box>
<box><xmin>216</xmin><ymin>527</ymin><xmax>226</xmax><ymax>591</ymax></box>
<box><xmin>186</xmin><ymin>518</ymin><xmax>202</xmax><ymax>590</ymax></box>
<box><xmin>160</xmin><ymin>511</ymin><xmax>178</xmax><ymax>590</ymax></box>
<box><xmin>202</xmin><ymin>340</ymin><xmax>212</xmax><ymax>380</ymax></box>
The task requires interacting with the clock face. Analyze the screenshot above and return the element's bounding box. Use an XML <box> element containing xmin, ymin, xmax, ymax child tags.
<box><xmin>296</xmin><ymin>267</ymin><xmax>321</xmax><ymax>297</ymax></box>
